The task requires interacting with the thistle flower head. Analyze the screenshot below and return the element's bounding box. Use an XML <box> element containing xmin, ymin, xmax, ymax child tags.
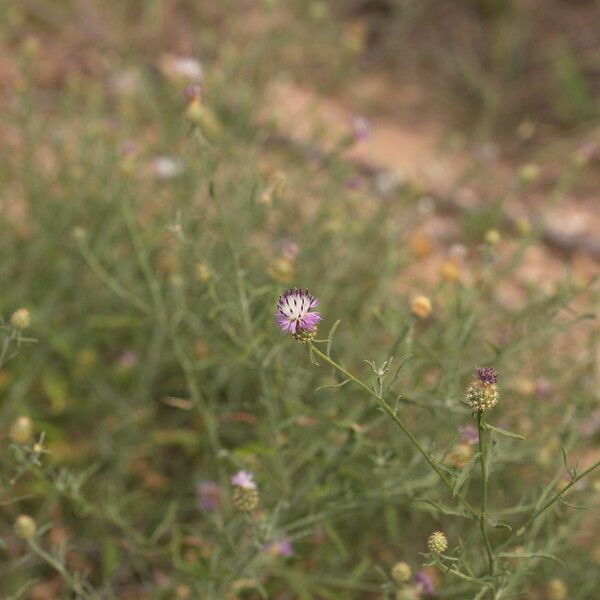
<box><xmin>411</xmin><ymin>295</ymin><xmax>432</xmax><ymax>319</ymax></box>
<box><xmin>9</xmin><ymin>416</ymin><xmax>33</xmax><ymax>445</ymax></box>
<box><xmin>231</xmin><ymin>470</ymin><xmax>258</xmax><ymax>511</ymax></box>
<box><xmin>466</xmin><ymin>367</ymin><xmax>500</xmax><ymax>413</ymax></box>
<box><xmin>14</xmin><ymin>514</ymin><xmax>36</xmax><ymax>540</ymax></box>
<box><xmin>427</xmin><ymin>531</ymin><xmax>448</xmax><ymax>554</ymax></box>
<box><xmin>276</xmin><ymin>288</ymin><xmax>321</xmax><ymax>341</ymax></box>
<box><xmin>10</xmin><ymin>308</ymin><xmax>31</xmax><ymax>330</ymax></box>
<box><xmin>391</xmin><ymin>561</ymin><xmax>412</xmax><ymax>584</ymax></box>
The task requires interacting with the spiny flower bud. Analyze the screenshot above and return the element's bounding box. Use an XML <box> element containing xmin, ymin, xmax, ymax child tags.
<box><xmin>14</xmin><ymin>514</ymin><xmax>36</xmax><ymax>540</ymax></box>
<box><xmin>10</xmin><ymin>308</ymin><xmax>31</xmax><ymax>330</ymax></box>
<box><xmin>232</xmin><ymin>487</ymin><xmax>259</xmax><ymax>512</ymax></box>
<box><xmin>231</xmin><ymin>470</ymin><xmax>259</xmax><ymax>512</ymax></box>
<box><xmin>427</xmin><ymin>531</ymin><xmax>448</xmax><ymax>554</ymax></box>
<box><xmin>391</xmin><ymin>561</ymin><xmax>412</xmax><ymax>584</ymax></box>
<box><xmin>466</xmin><ymin>367</ymin><xmax>499</xmax><ymax>412</ymax></box>
<box><xmin>9</xmin><ymin>416</ymin><xmax>33</xmax><ymax>444</ymax></box>
<box><xmin>411</xmin><ymin>295</ymin><xmax>432</xmax><ymax>320</ymax></box>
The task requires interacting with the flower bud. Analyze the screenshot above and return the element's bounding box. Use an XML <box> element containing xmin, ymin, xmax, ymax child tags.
<box><xmin>10</xmin><ymin>308</ymin><xmax>31</xmax><ymax>330</ymax></box>
<box><xmin>231</xmin><ymin>470</ymin><xmax>259</xmax><ymax>512</ymax></box>
<box><xmin>411</xmin><ymin>296</ymin><xmax>432</xmax><ymax>320</ymax></box>
<box><xmin>14</xmin><ymin>514</ymin><xmax>36</xmax><ymax>540</ymax></box>
<box><xmin>391</xmin><ymin>561</ymin><xmax>412</xmax><ymax>584</ymax></box>
<box><xmin>427</xmin><ymin>531</ymin><xmax>448</xmax><ymax>554</ymax></box>
<box><xmin>466</xmin><ymin>367</ymin><xmax>499</xmax><ymax>412</ymax></box>
<box><xmin>9</xmin><ymin>416</ymin><xmax>33</xmax><ymax>444</ymax></box>
<box><xmin>232</xmin><ymin>487</ymin><xmax>259</xmax><ymax>512</ymax></box>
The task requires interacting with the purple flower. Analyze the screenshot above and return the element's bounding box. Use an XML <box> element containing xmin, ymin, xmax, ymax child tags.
<box><xmin>231</xmin><ymin>470</ymin><xmax>256</xmax><ymax>490</ymax></box>
<box><xmin>475</xmin><ymin>367</ymin><xmax>498</xmax><ymax>385</ymax></box>
<box><xmin>415</xmin><ymin>570</ymin><xmax>436</xmax><ymax>596</ymax></box>
<box><xmin>276</xmin><ymin>289</ymin><xmax>321</xmax><ymax>336</ymax></box>
<box><xmin>459</xmin><ymin>424</ymin><xmax>478</xmax><ymax>445</ymax></box>
<box><xmin>350</xmin><ymin>115</ymin><xmax>370</xmax><ymax>143</ymax></box>
<box><xmin>264</xmin><ymin>538</ymin><xmax>294</xmax><ymax>558</ymax></box>
<box><xmin>197</xmin><ymin>481</ymin><xmax>222</xmax><ymax>511</ymax></box>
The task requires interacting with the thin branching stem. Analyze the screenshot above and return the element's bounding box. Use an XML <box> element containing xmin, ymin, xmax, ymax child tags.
<box><xmin>308</xmin><ymin>343</ymin><xmax>478</xmax><ymax>519</ymax></box>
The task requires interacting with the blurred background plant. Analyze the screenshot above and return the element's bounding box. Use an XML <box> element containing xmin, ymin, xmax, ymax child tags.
<box><xmin>0</xmin><ymin>1</ymin><xmax>599</xmax><ymax>598</ymax></box>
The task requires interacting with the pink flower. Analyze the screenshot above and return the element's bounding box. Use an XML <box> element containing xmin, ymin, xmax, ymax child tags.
<box><xmin>231</xmin><ymin>470</ymin><xmax>256</xmax><ymax>490</ymax></box>
<box><xmin>275</xmin><ymin>288</ymin><xmax>321</xmax><ymax>337</ymax></box>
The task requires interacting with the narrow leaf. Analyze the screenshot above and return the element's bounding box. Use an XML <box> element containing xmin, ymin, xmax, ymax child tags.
<box><xmin>326</xmin><ymin>320</ymin><xmax>341</xmax><ymax>357</ymax></box>
<box><xmin>453</xmin><ymin>452</ymin><xmax>481</xmax><ymax>498</ymax></box>
<box><xmin>484</xmin><ymin>423</ymin><xmax>525</xmax><ymax>440</ymax></box>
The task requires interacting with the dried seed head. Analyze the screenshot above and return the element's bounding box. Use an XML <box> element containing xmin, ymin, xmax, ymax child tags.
<box><xmin>9</xmin><ymin>416</ymin><xmax>33</xmax><ymax>445</ymax></box>
<box><xmin>391</xmin><ymin>561</ymin><xmax>412</xmax><ymax>584</ymax></box>
<box><xmin>427</xmin><ymin>531</ymin><xmax>448</xmax><ymax>554</ymax></box>
<box><xmin>14</xmin><ymin>514</ymin><xmax>36</xmax><ymax>540</ymax></box>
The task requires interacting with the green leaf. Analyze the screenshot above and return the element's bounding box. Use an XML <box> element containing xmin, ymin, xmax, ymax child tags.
<box><xmin>498</xmin><ymin>552</ymin><xmax>564</xmax><ymax>565</ymax></box>
<box><xmin>326</xmin><ymin>319</ymin><xmax>341</xmax><ymax>357</ymax></box>
<box><xmin>419</xmin><ymin>500</ymin><xmax>474</xmax><ymax>520</ymax></box>
<box><xmin>486</xmin><ymin>517</ymin><xmax>512</xmax><ymax>531</ymax></box>
<box><xmin>453</xmin><ymin>452</ymin><xmax>481</xmax><ymax>498</ymax></box>
<box><xmin>484</xmin><ymin>423</ymin><xmax>525</xmax><ymax>440</ymax></box>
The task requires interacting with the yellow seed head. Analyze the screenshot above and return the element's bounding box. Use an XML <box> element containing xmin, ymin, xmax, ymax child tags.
<box><xmin>411</xmin><ymin>296</ymin><xmax>432</xmax><ymax>320</ymax></box>
<box><xmin>391</xmin><ymin>561</ymin><xmax>412</xmax><ymax>584</ymax></box>
<box><xmin>427</xmin><ymin>531</ymin><xmax>448</xmax><ymax>554</ymax></box>
<box><xmin>9</xmin><ymin>416</ymin><xmax>33</xmax><ymax>444</ymax></box>
<box><xmin>10</xmin><ymin>308</ymin><xmax>31</xmax><ymax>330</ymax></box>
<box><xmin>14</xmin><ymin>514</ymin><xmax>36</xmax><ymax>540</ymax></box>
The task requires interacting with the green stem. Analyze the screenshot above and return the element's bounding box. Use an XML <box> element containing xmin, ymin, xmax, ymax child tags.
<box><xmin>477</xmin><ymin>413</ymin><xmax>495</xmax><ymax>586</ymax></box>
<box><xmin>308</xmin><ymin>343</ymin><xmax>478</xmax><ymax>519</ymax></box>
